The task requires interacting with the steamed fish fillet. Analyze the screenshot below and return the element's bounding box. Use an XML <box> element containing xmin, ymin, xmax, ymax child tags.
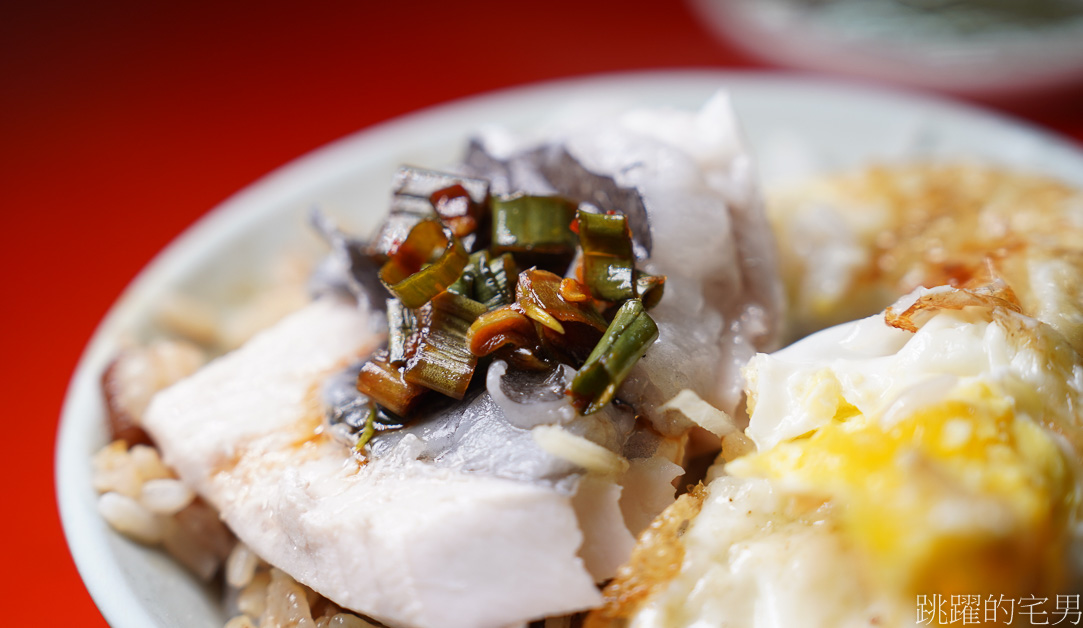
<box><xmin>590</xmin><ymin>284</ymin><xmax>1083</xmax><ymax>628</ymax></box>
<box><xmin>143</xmin><ymin>297</ymin><xmax>605</xmax><ymax>628</ymax></box>
<box><xmin>768</xmin><ymin>163</ymin><xmax>1083</xmax><ymax>347</ymax></box>
<box><xmin>220</xmin><ymin>439</ymin><xmax>601</xmax><ymax>628</ymax></box>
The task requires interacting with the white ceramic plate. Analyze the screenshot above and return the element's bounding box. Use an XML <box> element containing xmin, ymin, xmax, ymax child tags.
<box><xmin>56</xmin><ymin>70</ymin><xmax>1083</xmax><ymax>628</ymax></box>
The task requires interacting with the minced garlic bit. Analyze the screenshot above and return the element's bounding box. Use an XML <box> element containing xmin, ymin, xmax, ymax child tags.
<box><xmin>532</xmin><ymin>425</ymin><xmax>629</xmax><ymax>477</ymax></box>
<box><xmin>659</xmin><ymin>389</ymin><xmax>738</xmax><ymax>437</ymax></box>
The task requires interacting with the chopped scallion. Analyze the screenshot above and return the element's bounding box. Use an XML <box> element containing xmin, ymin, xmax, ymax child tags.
<box><xmin>485</xmin><ymin>253</ymin><xmax>518</xmax><ymax>309</ymax></box>
<box><xmin>369</xmin><ymin>211</ymin><xmax>428</xmax><ymax>261</ymax></box>
<box><xmin>491</xmin><ymin>194</ymin><xmax>578</xmax><ymax>255</ymax></box>
<box><xmin>559</xmin><ymin>277</ymin><xmax>591</xmax><ymax>303</ymax></box>
<box><xmin>569</xmin><ymin>299</ymin><xmax>658</xmax><ymax>414</ymax></box>
<box><xmin>516</xmin><ymin>269</ymin><xmax>608</xmax><ymax>335</ymax></box>
<box><xmin>354</xmin><ymin>405</ymin><xmax>377</xmax><ymax>452</ymax></box>
<box><xmin>635</xmin><ymin>272</ymin><xmax>666</xmax><ymax>310</ymax></box>
<box><xmin>393</xmin><ymin>166</ymin><xmax>488</xmax><ymax>206</ymax></box>
<box><xmin>430</xmin><ymin>184</ymin><xmax>485</xmax><ymax>238</ymax></box>
<box><xmin>404</xmin><ymin>291</ymin><xmax>488</xmax><ymax>399</ymax></box>
<box><xmin>386</xmin><ymin>298</ymin><xmax>416</xmax><ymax>366</ymax></box>
<box><xmin>473</xmin><ymin>251</ymin><xmax>517</xmax><ymax>310</ymax></box>
<box><xmin>379</xmin><ymin>219</ymin><xmax>469</xmax><ymax>309</ymax></box>
<box><xmin>446</xmin><ymin>250</ymin><xmax>515</xmax><ymax>310</ymax></box>
<box><xmin>467</xmin><ymin>306</ymin><xmax>539</xmax><ymax>357</ymax></box>
<box><xmin>577</xmin><ymin>211</ymin><xmax>636</xmax><ymax>302</ymax></box>
<box><xmin>357</xmin><ymin>351</ymin><xmax>429</xmax><ymax>417</ymax></box>
<box><xmin>447</xmin><ymin>260</ymin><xmax>477</xmax><ymax>297</ymax></box>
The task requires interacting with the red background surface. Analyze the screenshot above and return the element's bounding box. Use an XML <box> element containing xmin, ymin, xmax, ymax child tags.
<box><xmin>3</xmin><ymin>1</ymin><xmax>1081</xmax><ymax>625</ymax></box>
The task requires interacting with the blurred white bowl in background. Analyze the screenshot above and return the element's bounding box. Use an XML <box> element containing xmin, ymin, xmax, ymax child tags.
<box><xmin>690</xmin><ymin>0</ymin><xmax>1083</xmax><ymax>101</ymax></box>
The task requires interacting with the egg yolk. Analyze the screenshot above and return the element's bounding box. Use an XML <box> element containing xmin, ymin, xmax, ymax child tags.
<box><xmin>731</xmin><ymin>381</ymin><xmax>1077</xmax><ymax>601</ymax></box>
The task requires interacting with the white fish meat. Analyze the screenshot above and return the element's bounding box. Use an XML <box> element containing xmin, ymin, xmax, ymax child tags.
<box><xmin>145</xmin><ymin>297</ymin><xmax>608</xmax><ymax>627</ymax></box>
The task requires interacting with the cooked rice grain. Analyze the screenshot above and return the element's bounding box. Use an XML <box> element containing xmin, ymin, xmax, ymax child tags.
<box><xmin>322</xmin><ymin>614</ymin><xmax>375</xmax><ymax>628</ymax></box>
<box><xmin>140</xmin><ymin>478</ymin><xmax>194</xmax><ymax>515</ymax></box>
<box><xmin>226</xmin><ymin>542</ymin><xmax>260</xmax><ymax>588</ymax></box>
<box><xmin>129</xmin><ymin>444</ymin><xmax>173</xmax><ymax>482</ymax></box>
<box><xmin>237</xmin><ymin>571</ymin><xmax>271</xmax><ymax>618</ymax></box>
<box><xmin>260</xmin><ymin>568</ymin><xmax>317</xmax><ymax>628</ymax></box>
<box><xmin>92</xmin><ymin>440</ymin><xmax>143</xmax><ymax>498</ymax></box>
<box><xmin>224</xmin><ymin>616</ymin><xmax>258</xmax><ymax>628</ymax></box>
<box><xmin>97</xmin><ymin>492</ymin><xmax>164</xmax><ymax>545</ymax></box>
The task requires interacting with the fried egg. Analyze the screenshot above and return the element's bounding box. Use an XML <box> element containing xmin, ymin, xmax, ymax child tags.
<box><xmin>767</xmin><ymin>164</ymin><xmax>1083</xmax><ymax>351</ymax></box>
<box><xmin>590</xmin><ymin>283</ymin><xmax>1083</xmax><ymax>628</ymax></box>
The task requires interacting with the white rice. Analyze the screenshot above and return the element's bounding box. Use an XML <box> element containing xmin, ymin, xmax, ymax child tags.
<box><xmin>139</xmin><ymin>478</ymin><xmax>195</xmax><ymax>515</ymax></box>
<box><xmin>226</xmin><ymin>543</ymin><xmax>260</xmax><ymax>589</ymax></box>
<box><xmin>97</xmin><ymin>492</ymin><xmax>163</xmax><ymax>545</ymax></box>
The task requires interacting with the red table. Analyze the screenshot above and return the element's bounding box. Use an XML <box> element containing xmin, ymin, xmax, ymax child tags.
<box><xmin>4</xmin><ymin>1</ymin><xmax>1081</xmax><ymax>625</ymax></box>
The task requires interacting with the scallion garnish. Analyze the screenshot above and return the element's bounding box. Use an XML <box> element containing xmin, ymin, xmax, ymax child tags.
<box><xmin>485</xmin><ymin>253</ymin><xmax>518</xmax><ymax>308</ymax></box>
<box><xmin>369</xmin><ymin>212</ymin><xmax>428</xmax><ymax>261</ymax></box>
<box><xmin>447</xmin><ymin>258</ymin><xmax>477</xmax><ymax>297</ymax></box>
<box><xmin>474</xmin><ymin>251</ymin><xmax>517</xmax><ymax>311</ymax></box>
<box><xmin>379</xmin><ymin>219</ymin><xmax>469</xmax><ymax>309</ymax></box>
<box><xmin>569</xmin><ymin>299</ymin><xmax>658</xmax><ymax>414</ymax></box>
<box><xmin>393</xmin><ymin>166</ymin><xmax>488</xmax><ymax>207</ymax></box>
<box><xmin>635</xmin><ymin>272</ymin><xmax>666</xmax><ymax>310</ymax></box>
<box><xmin>336</xmin><ymin>159</ymin><xmax>668</xmax><ymax>451</ymax></box>
<box><xmin>403</xmin><ymin>291</ymin><xmax>488</xmax><ymax>399</ymax></box>
<box><xmin>430</xmin><ymin>184</ymin><xmax>485</xmax><ymax>238</ymax></box>
<box><xmin>354</xmin><ymin>404</ymin><xmax>377</xmax><ymax>452</ymax></box>
<box><xmin>516</xmin><ymin>269</ymin><xmax>608</xmax><ymax>336</ymax></box>
<box><xmin>467</xmin><ymin>306</ymin><xmax>539</xmax><ymax>357</ymax></box>
<box><xmin>447</xmin><ymin>250</ymin><xmax>516</xmax><ymax>310</ymax></box>
<box><xmin>386</xmin><ymin>298</ymin><xmax>416</xmax><ymax>366</ymax></box>
<box><xmin>357</xmin><ymin>351</ymin><xmax>429</xmax><ymax>417</ymax></box>
<box><xmin>577</xmin><ymin>211</ymin><xmax>636</xmax><ymax>302</ymax></box>
<box><xmin>559</xmin><ymin>277</ymin><xmax>592</xmax><ymax>303</ymax></box>
<box><xmin>491</xmin><ymin>194</ymin><xmax>578</xmax><ymax>256</ymax></box>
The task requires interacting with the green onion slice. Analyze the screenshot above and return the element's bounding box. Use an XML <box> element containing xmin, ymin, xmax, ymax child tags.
<box><xmin>357</xmin><ymin>350</ymin><xmax>429</xmax><ymax>417</ymax></box>
<box><xmin>467</xmin><ymin>270</ymin><xmax>607</xmax><ymax>365</ymax></box>
<box><xmin>404</xmin><ymin>291</ymin><xmax>488</xmax><ymax>399</ymax></box>
<box><xmin>447</xmin><ymin>259</ymin><xmax>477</xmax><ymax>297</ymax></box>
<box><xmin>467</xmin><ymin>306</ymin><xmax>539</xmax><ymax>357</ymax></box>
<box><xmin>635</xmin><ymin>272</ymin><xmax>666</xmax><ymax>310</ymax></box>
<box><xmin>577</xmin><ymin>211</ymin><xmax>636</xmax><ymax>302</ymax></box>
<box><xmin>476</xmin><ymin>251</ymin><xmax>518</xmax><ymax>311</ymax></box>
<box><xmin>448</xmin><ymin>250</ymin><xmax>516</xmax><ymax>311</ymax></box>
<box><xmin>354</xmin><ymin>405</ymin><xmax>377</xmax><ymax>453</ymax></box>
<box><xmin>516</xmin><ymin>269</ymin><xmax>608</xmax><ymax>335</ymax></box>
<box><xmin>393</xmin><ymin>166</ymin><xmax>489</xmax><ymax>206</ymax></box>
<box><xmin>491</xmin><ymin>194</ymin><xmax>578</xmax><ymax>255</ymax></box>
<box><xmin>430</xmin><ymin>184</ymin><xmax>484</xmax><ymax>238</ymax></box>
<box><xmin>386</xmin><ymin>298</ymin><xmax>417</xmax><ymax>366</ymax></box>
<box><xmin>569</xmin><ymin>299</ymin><xmax>658</xmax><ymax>414</ymax></box>
<box><xmin>369</xmin><ymin>212</ymin><xmax>428</xmax><ymax>261</ymax></box>
<box><xmin>517</xmin><ymin>269</ymin><xmax>608</xmax><ymax>364</ymax></box>
<box><xmin>379</xmin><ymin>219</ymin><xmax>469</xmax><ymax>309</ymax></box>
